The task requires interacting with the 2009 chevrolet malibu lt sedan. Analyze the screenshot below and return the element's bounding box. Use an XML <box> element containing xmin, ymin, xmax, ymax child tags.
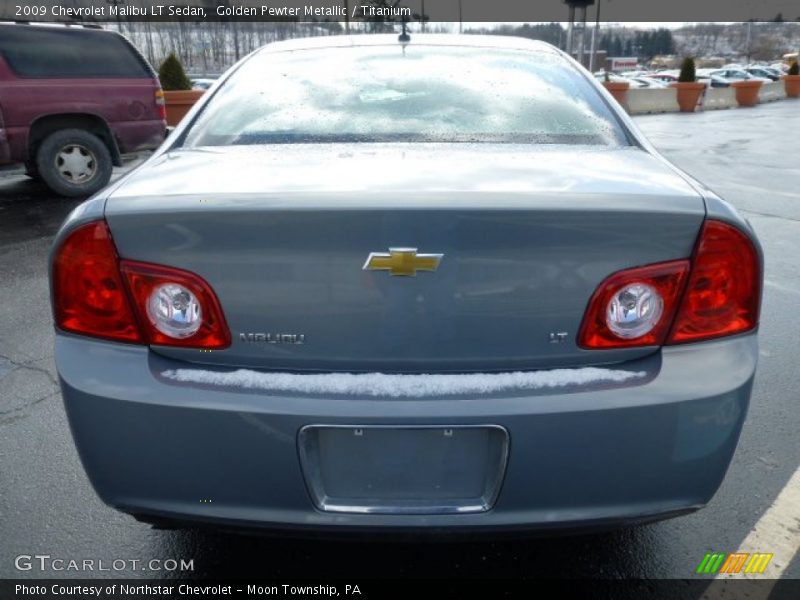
<box><xmin>50</xmin><ymin>35</ymin><xmax>761</xmax><ymax>532</ymax></box>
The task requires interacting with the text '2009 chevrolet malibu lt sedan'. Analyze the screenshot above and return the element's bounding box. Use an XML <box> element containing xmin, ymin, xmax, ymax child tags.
<box><xmin>50</xmin><ymin>35</ymin><xmax>762</xmax><ymax>533</ymax></box>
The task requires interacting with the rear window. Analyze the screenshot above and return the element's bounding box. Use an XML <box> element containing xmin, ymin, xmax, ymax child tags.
<box><xmin>184</xmin><ymin>45</ymin><xmax>629</xmax><ymax>147</ymax></box>
<box><xmin>0</xmin><ymin>27</ymin><xmax>152</xmax><ymax>78</ymax></box>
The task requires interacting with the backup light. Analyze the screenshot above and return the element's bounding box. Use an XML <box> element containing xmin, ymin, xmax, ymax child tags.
<box><xmin>121</xmin><ymin>260</ymin><xmax>231</xmax><ymax>349</ymax></box>
<box><xmin>578</xmin><ymin>260</ymin><xmax>690</xmax><ymax>349</ymax></box>
<box><xmin>606</xmin><ymin>283</ymin><xmax>664</xmax><ymax>339</ymax></box>
<box><xmin>147</xmin><ymin>283</ymin><xmax>203</xmax><ymax>339</ymax></box>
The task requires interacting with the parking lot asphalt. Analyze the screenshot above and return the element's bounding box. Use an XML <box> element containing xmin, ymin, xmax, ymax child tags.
<box><xmin>0</xmin><ymin>100</ymin><xmax>798</xmax><ymax>583</ymax></box>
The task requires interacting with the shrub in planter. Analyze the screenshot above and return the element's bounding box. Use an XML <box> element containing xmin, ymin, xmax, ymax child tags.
<box><xmin>678</xmin><ymin>57</ymin><xmax>695</xmax><ymax>83</ymax></box>
<box><xmin>670</xmin><ymin>57</ymin><xmax>706</xmax><ymax>113</ymax></box>
<box><xmin>784</xmin><ymin>61</ymin><xmax>800</xmax><ymax>98</ymax></box>
<box><xmin>158</xmin><ymin>53</ymin><xmax>204</xmax><ymax>126</ymax></box>
<box><xmin>159</xmin><ymin>53</ymin><xmax>192</xmax><ymax>91</ymax></box>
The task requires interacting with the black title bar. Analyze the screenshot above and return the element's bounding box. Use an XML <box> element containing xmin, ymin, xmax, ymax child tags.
<box><xmin>3</xmin><ymin>0</ymin><xmax>800</xmax><ymax>23</ymax></box>
<box><xmin>2</xmin><ymin>579</ymin><xmax>800</xmax><ymax>600</ymax></box>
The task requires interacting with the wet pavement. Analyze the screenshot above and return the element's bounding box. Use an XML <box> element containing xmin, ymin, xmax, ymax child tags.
<box><xmin>0</xmin><ymin>101</ymin><xmax>798</xmax><ymax>582</ymax></box>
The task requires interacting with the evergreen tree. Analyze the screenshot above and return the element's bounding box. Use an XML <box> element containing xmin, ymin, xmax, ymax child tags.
<box><xmin>158</xmin><ymin>53</ymin><xmax>191</xmax><ymax>91</ymax></box>
<box><xmin>612</xmin><ymin>35</ymin><xmax>623</xmax><ymax>56</ymax></box>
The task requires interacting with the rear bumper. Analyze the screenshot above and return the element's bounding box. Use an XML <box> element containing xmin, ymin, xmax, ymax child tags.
<box><xmin>56</xmin><ymin>334</ymin><xmax>757</xmax><ymax>532</ymax></box>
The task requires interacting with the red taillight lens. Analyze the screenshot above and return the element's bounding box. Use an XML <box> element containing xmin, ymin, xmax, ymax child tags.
<box><xmin>578</xmin><ymin>260</ymin><xmax>690</xmax><ymax>349</ymax></box>
<box><xmin>53</xmin><ymin>220</ymin><xmax>230</xmax><ymax>349</ymax></box>
<box><xmin>578</xmin><ymin>220</ymin><xmax>761</xmax><ymax>349</ymax></box>
<box><xmin>53</xmin><ymin>221</ymin><xmax>142</xmax><ymax>343</ymax></box>
<box><xmin>120</xmin><ymin>261</ymin><xmax>231</xmax><ymax>349</ymax></box>
<box><xmin>154</xmin><ymin>88</ymin><xmax>167</xmax><ymax>121</ymax></box>
<box><xmin>668</xmin><ymin>220</ymin><xmax>761</xmax><ymax>344</ymax></box>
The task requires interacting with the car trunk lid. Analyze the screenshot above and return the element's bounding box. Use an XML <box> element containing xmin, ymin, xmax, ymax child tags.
<box><xmin>105</xmin><ymin>144</ymin><xmax>705</xmax><ymax>372</ymax></box>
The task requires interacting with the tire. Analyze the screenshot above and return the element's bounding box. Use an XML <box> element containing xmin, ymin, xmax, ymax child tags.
<box><xmin>35</xmin><ymin>129</ymin><xmax>113</xmax><ymax>197</ymax></box>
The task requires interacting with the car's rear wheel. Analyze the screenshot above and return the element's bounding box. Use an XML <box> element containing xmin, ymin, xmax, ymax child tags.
<box><xmin>36</xmin><ymin>129</ymin><xmax>112</xmax><ymax>197</ymax></box>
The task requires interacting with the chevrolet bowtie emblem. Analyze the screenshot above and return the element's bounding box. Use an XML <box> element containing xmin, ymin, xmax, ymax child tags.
<box><xmin>363</xmin><ymin>248</ymin><xmax>443</xmax><ymax>276</ymax></box>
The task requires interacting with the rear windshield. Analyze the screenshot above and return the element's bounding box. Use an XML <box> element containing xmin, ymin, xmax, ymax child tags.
<box><xmin>184</xmin><ymin>45</ymin><xmax>629</xmax><ymax>147</ymax></box>
<box><xmin>0</xmin><ymin>27</ymin><xmax>152</xmax><ymax>78</ymax></box>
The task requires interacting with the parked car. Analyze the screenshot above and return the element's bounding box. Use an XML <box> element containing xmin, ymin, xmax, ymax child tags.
<box><xmin>646</xmin><ymin>71</ymin><xmax>679</xmax><ymax>83</ymax></box>
<box><xmin>709</xmin><ymin>68</ymin><xmax>771</xmax><ymax>83</ymax></box>
<box><xmin>696</xmin><ymin>69</ymin><xmax>734</xmax><ymax>88</ymax></box>
<box><xmin>628</xmin><ymin>76</ymin><xmax>668</xmax><ymax>89</ymax></box>
<box><xmin>51</xmin><ymin>35</ymin><xmax>762</xmax><ymax>534</ymax></box>
<box><xmin>745</xmin><ymin>66</ymin><xmax>781</xmax><ymax>81</ymax></box>
<box><xmin>697</xmin><ymin>75</ymin><xmax>732</xmax><ymax>88</ymax></box>
<box><xmin>762</xmin><ymin>66</ymin><xmax>785</xmax><ymax>78</ymax></box>
<box><xmin>592</xmin><ymin>72</ymin><xmax>632</xmax><ymax>84</ymax></box>
<box><xmin>0</xmin><ymin>23</ymin><xmax>166</xmax><ymax>197</ymax></box>
<box><xmin>190</xmin><ymin>77</ymin><xmax>216</xmax><ymax>90</ymax></box>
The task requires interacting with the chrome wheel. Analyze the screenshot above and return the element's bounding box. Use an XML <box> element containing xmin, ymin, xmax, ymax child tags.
<box><xmin>55</xmin><ymin>144</ymin><xmax>97</xmax><ymax>184</ymax></box>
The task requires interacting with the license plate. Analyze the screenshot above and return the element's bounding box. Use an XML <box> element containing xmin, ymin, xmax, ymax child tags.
<box><xmin>298</xmin><ymin>425</ymin><xmax>509</xmax><ymax>514</ymax></box>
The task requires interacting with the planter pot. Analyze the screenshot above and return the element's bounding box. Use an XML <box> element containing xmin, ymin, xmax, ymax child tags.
<box><xmin>602</xmin><ymin>81</ymin><xmax>630</xmax><ymax>107</ymax></box>
<box><xmin>163</xmin><ymin>90</ymin><xmax>205</xmax><ymax>126</ymax></box>
<box><xmin>783</xmin><ymin>74</ymin><xmax>800</xmax><ymax>98</ymax></box>
<box><xmin>670</xmin><ymin>81</ymin><xmax>706</xmax><ymax>112</ymax></box>
<box><xmin>730</xmin><ymin>80</ymin><xmax>762</xmax><ymax>107</ymax></box>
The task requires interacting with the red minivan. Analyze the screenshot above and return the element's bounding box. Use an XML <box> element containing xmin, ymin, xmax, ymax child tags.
<box><xmin>0</xmin><ymin>23</ymin><xmax>166</xmax><ymax>197</ymax></box>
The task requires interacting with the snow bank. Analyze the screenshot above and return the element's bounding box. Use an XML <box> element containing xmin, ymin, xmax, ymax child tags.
<box><xmin>161</xmin><ymin>367</ymin><xmax>646</xmax><ymax>397</ymax></box>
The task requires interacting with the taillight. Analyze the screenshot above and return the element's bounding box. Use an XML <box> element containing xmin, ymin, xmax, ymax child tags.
<box><xmin>52</xmin><ymin>221</ymin><xmax>142</xmax><ymax>343</ymax></box>
<box><xmin>578</xmin><ymin>260</ymin><xmax>690</xmax><ymax>349</ymax></box>
<box><xmin>53</xmin><ymin>219</ymin><xmax>230</xmax><ymax>349</ymax></box>
<box><xmin>154</xmin><ymin>88</ymin><xmax>166</xmax><ymax>121</ymax></box>
<box><xmin>667</xmin><ymin>220</ymin><xmax>760</xmax><ymax>344</ymax></box>
<box><xmin>120</xmin><ymin>261</ymin><xmax>230</xmax><ymax>349</ymax></box>
<box><xmin>578</xmin><ymin>219</ymin><xmax>761</xmax><ymax>349</ymax></box>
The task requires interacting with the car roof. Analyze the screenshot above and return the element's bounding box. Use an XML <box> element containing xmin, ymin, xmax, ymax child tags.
<box><xmin>255</xmin><ymin>34</ymin><xmax>561</xmax><ymax>56</ymax></box>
